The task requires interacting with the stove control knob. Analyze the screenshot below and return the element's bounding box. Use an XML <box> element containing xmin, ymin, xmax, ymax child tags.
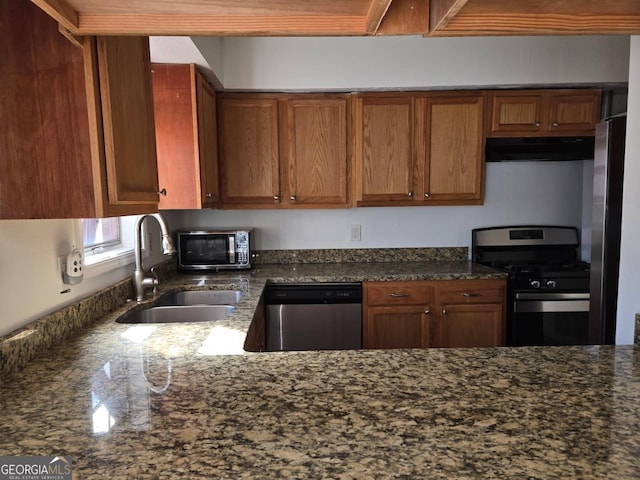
<box><xmin>546</xmin><ymin>280</ymin><xmax>557</xmax><ymax>288</ymax></box>
<box><xmin>530</xmin><ymin>280</ymin><xmax>541</xmax><ymax>289</ymax></box>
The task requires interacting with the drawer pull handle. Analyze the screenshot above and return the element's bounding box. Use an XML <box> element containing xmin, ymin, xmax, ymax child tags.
<box><xmin>462</xmin><ymin>292</ymin><xmax>481</xmax><ymax>297</ymax></box>
<box><xmin>389</xmin><ymin>293</ymin><xmax>411</xmax><ymax>298</ymax></box>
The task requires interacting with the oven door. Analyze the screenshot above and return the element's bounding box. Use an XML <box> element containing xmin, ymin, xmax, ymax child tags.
<box><xmin>511</xmin><ymin>292</ymin><xmax>590</xmax><ymax>346</ymax></box>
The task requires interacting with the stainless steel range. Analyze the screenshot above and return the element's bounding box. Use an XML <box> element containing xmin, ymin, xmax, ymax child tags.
<box><xmin>472</xmin><ymin>226</ymin><xmax>590</xmax><ymax>346</ymax></box>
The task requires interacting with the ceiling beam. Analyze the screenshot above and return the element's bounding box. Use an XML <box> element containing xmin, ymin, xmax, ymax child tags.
<box><xmin>365</xmin><ymin>0</ymin><xmax>394</xmax><ymax>34</ymax></box>
<box><xmin>432</xmin><ymin>13</ymin><xmax>640</xmax><ymax>35</ymax></box>
<box><xmin>429</xmin><ymin>0</ymin><xmax>470</xmax><ymax>33</ymax></box>
<box><xmin>74</xmin><ymin>14</ymin><xmax>368</xmax><ymax>36</ymax></box>
<box><xmin>31</xmin><ymin>0</ymin><xmax>78</xmax><ymax>32</ymax></box>
<box><xmin>376</xmin><ymin>0</ymin><xmax>429</xmax><ymax>35</ymax></box>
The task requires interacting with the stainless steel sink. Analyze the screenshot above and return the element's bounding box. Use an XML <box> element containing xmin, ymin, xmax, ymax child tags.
<box><xmin>155</xmin><ymin>290</ymin><xmax>243</xmax><ymax>307</ymax></box>
<box><xmin>116</xmin><ymin>305</ymin><xmax>234</xmax><ymax>324</ymax></box>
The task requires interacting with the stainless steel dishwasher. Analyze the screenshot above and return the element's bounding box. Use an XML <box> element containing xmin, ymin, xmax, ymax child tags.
<box><xmin>264</xmin><ymin>283</ymin><xmax>362</xmax><ymax>351</ymax></box>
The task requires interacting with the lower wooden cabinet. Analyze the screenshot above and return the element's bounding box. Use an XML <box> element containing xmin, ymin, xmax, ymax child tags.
<box><xmin>363</xmin><ymin>279</ymin><xmax>506</xmax><ymax>349</ymax></box>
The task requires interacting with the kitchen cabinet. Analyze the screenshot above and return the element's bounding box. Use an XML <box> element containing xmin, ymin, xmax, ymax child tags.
<box><xmin>422</xmin><ymin>94</ymin><xmax>484</xmax><ymax>204</ymax></box>
<box><xmin>218</xmin><ymin>95</ymin><xmax>280</xmax><ymax>206</ymax></box>
<box><xmin>487</xmin><ymin>89</ymin><xmax>601</xmax><ymax>137</ymax></box>
<box><xmin>353</xmin><ymin>95</ymin><xmax>416</xmax><ymax>204</ymax></box>
<box><xmin>282</xmin><ymin>96</ymin><xmax>349</xmax><ymax>207</ymax></box>
<box><xmin>432</xmin><ymin>279</ymin><xmax>506</xmax><ymax>348</ymax></box>
<box><xmin>353</xmin><ymin>92</ymin><xmax>485</xmax><ymax>207</ymax></box>
<box><xmin>217</xmin><ymin>93</ymin><xmax>350</xmax><ymax>208</ymax></box>
<box><xmin>152</xmin><ymin>63</ymin><xmax>219</xmax><ymax>209</ymax></box>
<box><xmin>0</xmin><ymin>0</ymin><xmax>159</xmax><ymax>219</ymax></box>
<box><xmin>363</xmin><ymin>278</ymin><xmax>506</xmax><ymax>349</ymax></box>
<box><xmin>363</xmin><ymin>282</ymin><xmax>432</xmax><ymax>349</ymax></box>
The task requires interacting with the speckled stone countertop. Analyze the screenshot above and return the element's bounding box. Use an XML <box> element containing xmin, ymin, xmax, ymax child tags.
<box><xmin>1</xmin><ymin>262</ymin><xmax>639</xmax><ymax>479</ymax></box>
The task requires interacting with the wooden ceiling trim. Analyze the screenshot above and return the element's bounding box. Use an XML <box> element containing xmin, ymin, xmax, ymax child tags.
<box><xmin>376</xmin><ymin>0</ymin><xmax>429</xmax><ymax>35</ymax></box>
<box><xmin>365</xmin><ymin>0</ymin><xmax>394</xmax><ymax>33</ymax></box>
<box><xmin>74</xmin><ymin>14</ymin><xmax>368</xmax><ymax>36</ymax></box>
<box><xmin>429</xmin><ymin>0</ymin><xmax>470</xmax><ymax>32</ymax></box>
<box><xmin>31</xmin><ymin>0</ymin><xmax>78</xmax><ymax>31</ymax></box>
<box><xmin>430</xmin><ymin>13</ymin><xmax>640</xmax><ymax>36</ymax></box>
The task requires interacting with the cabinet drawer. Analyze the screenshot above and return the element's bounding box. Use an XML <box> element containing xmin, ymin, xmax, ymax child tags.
<box><xmin>438</xmin><ymin>284</ymin><xmax>505</xmax><ymax>305</ymax></box>
<box><xmin>365</xmin><ymin>282</ymin><xmax>431</xmax><ymax>306</ymax></box>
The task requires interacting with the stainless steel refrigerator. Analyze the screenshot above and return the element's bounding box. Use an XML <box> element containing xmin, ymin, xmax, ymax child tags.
<box><xmin>589</xmin><ymin>114</ymin><xmax>626</xmax><ymax>344</ymax></box>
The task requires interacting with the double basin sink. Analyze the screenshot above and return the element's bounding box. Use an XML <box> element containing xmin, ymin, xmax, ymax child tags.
<box><xmin>116</xmin><ymin>290</ymin><xmax>242</xmax><ymax>324</ymax></box>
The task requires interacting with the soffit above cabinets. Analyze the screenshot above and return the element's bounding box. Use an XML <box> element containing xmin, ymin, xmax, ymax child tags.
<box><xmin>31</xmin><ymin>0</ymin><xmax>640</xmax><ymax>37</ymax></box>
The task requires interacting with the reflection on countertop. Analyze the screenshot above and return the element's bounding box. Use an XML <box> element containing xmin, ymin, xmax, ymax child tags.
<box><xmin>1</xmin><ymin>261</ymin><xmax>639</xmax><ymax>478</ymax></box>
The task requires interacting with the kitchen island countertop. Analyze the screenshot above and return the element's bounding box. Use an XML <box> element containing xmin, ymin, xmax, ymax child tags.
<box><xmin>1</xmin><ymin>261</ymin><xmax>639</xmax><ymax>479</ymax></box>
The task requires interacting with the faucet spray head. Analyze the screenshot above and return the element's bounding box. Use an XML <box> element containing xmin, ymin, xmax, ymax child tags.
<box><xmin>162</xmin><ymin>235</ymin><xmax>177</xmax><ymax>255</ymax></box>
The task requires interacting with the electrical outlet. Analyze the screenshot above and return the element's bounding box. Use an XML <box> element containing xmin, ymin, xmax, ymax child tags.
<box><xmin>350</xmin><ymin>224</ymin><xmax>362</xmax><ymax>242</ymax></box>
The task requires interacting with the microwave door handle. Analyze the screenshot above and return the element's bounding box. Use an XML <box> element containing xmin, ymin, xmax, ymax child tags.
<box><xmin>228</xmin><ymin>235</ymin><xmax>236</xmax><ymax>264</ymax></box>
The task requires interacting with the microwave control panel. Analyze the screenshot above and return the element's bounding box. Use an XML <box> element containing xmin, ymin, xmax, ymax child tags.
<box><xmin>236</xmin><ymin>231</ymin><xmax>250</xmax><ymax>266</ymax></box>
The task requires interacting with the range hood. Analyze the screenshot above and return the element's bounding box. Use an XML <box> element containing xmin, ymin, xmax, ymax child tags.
<box><xmin>485</xmin><ymin>136</ymin><xmax>595</xmax><ymax>162</ymax></box>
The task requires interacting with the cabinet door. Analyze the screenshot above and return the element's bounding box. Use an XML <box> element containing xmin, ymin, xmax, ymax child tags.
<box><xmin>218</xmin><ymin>96</ymin><xmax>280</xmax><ymax>206</ymax></box>
<box><xmin>424</xmin><ymin>95</ymin><xmax>484</xmax><ymax>203</ymax></box>
<box><xmin>0</xmin><ymin>0</ymin><xmax>158</xmax><ymax>219</ymax></box>
<box><xmin>196</xmin><ymin>73</ymin><xmax>219</xmax><ymax>207</ymax></box>
<box><xmin>355</xmin><ymin>96</ymin><xmax>416</xmax><ymax>204</ymax></box>
<box><xmin>436</xmin><ymin>303</ymin><xmax>504</xmax><ymax>348</ymax></box>
<box><xmin>548</xmin><ymin>93</ymin><xmax>600</xmax><ymax>135</ymax></box>
<box><xmin>284</xmin><ymin>97</ymin><xmax>348</xmax><ymax>207</ymax></box>
<box><xmin>94</xmin><ymin>36</ymin><xmax>160</xmax><ymax>212</ymax></box>
<box><xmin>487</xmin><ymin>93</ymin><xmax>545</xmax><ymax>137</ymax></box>
<box><xmin>364</xmin><ymin>306</ymin><xmax>432</xmax><ymax>349</ymax></box>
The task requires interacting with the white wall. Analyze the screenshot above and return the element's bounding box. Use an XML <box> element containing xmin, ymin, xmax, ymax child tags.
<box><xmin>149</xmin><ymin>36</ymin><xmax>224</xmax><ymax>86</ymax></box>
<box><xmin>220</xmin><ymin>36</ymin><xmax>629</xmax><ymax>90</ymax></box>
<box><xmin>164</xmin><ymin>161</ymin><xmax>587</xmax><ymax>252</ymax></box>
<box><xmin>616</xmin><ymin>37</ymin><xmax>640</xmax><ymax>345</ymax></box>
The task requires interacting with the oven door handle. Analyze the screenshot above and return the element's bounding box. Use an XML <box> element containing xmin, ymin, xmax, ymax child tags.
<box><xmin>514</xmin><ymin>292</ymin><xmax>590</xmax><ymax>301</ymax></box>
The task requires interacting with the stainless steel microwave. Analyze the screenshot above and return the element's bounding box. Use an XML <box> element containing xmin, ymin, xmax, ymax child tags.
<box><xmin>176</xmin><ymin>229</ymin><xmax>252</xmax><ymax>271</ymax></box>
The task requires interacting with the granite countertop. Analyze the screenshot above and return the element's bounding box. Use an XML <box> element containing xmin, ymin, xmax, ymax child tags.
<box><xmin>1</xmin><ymin>261</ymin><xmax>639</xmax><ymax>479</ymax></box>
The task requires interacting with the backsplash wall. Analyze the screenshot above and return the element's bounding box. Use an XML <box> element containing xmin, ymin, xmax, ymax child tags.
<box><xmin>164</xmin><ymin>161</ymin><xmax>590</xmax><ymax>255</ymax></box>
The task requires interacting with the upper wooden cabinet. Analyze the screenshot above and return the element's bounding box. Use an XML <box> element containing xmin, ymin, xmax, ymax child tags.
<box><xmin>217</xmin><ymin>93</ymin><xmax>350</xmax><ymax>209</ymax></box>
<box><xmin>282</xmin><ymin>97</ymin><xmax>349</xmax><ymax>207</ymax></box>
<box><xmin>423</xmin><ymin>94</ymin><xmax>484</xmax><ymax>203</ymax></box>
<box><xmin>152</xmin><ymin>64</ymin><xmax>219</xmax><ymax>209</ymax></box>
<box><xmin>487</xmin><ymin>89</ymin><xmax>601</xmax><ymax>137</ymax></box>
<box><xmin>354</xmin><ymin>96</ymin><xmax>416</xmax><ymax>204</ymax></box>
<box><xmin>218</xmin><ymin>95</ymin><xmax>283</xmax><ymax>206</ymax></box>
<box><xmin>0</xmin><ymin>0</ymin><xmax>159</xmax><ymax>219</ymax></box>
<box><xmin>353</xmin><ymin>92</ymin><xmax>485</xmax><ymax>207</ymax></box>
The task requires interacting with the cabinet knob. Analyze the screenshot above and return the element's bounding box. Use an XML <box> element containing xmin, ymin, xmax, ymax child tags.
<box><xmin>442</xmin><ymin>309</ymin><xmax>447</xmax><ymax>315</ymax></box>
<box><xmin>552</xmin><ymin>122</ymin><xmax>559</xmax><ymax>127</ymax></box>
<box><xmin>408</xmin><ymin>191</ymin><xmax>413</xmax><ymax>197</ymax></box>
<box><xmin>424</xmin><ymin>193</ymin><xmax>430</xmax><ymax>198</ymax></box>
<box><xmin>424</xmin><ymin>308</ymin><xmax>431</xmax><ymax>315</ymax></box>
<box><xmin>534</xmin><ymin>122</ymin><xmax>541</xmax><ymax>127</ymax></box>
<box><xmin>157</xmin><ymin>188</ymin><xmax>167</xmax><ymax>197</ymax></box>
<box><xmin>205</xmin><ymin>193</ymin><xmax>213</xmax><ymax>198</ymax></box>
<box><xmin>290</xmin><ymin>195</ymin><xmax>297</xmax><ymax>201</ymax></box>
<box><xmin>273</xmin><ymin>195</ymin><xmax>280</xmax><ymax>200</ymax></box>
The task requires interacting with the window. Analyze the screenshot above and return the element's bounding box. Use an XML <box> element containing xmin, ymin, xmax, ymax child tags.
<box><xmin>83</xmin><ymin>218</ymin><xmax>121</xmax><ymax>252</ymax></box>
<box><xmin>81</xmin><ymin>216</ymin><xmax>141</xmax><ymax>277</ymax></box>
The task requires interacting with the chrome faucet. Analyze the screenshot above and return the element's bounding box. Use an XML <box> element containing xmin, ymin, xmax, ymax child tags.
<box><xmin>132</xmin><ymin>213</ymin><xmax>176</xmax><ymax>302</ymax></box>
